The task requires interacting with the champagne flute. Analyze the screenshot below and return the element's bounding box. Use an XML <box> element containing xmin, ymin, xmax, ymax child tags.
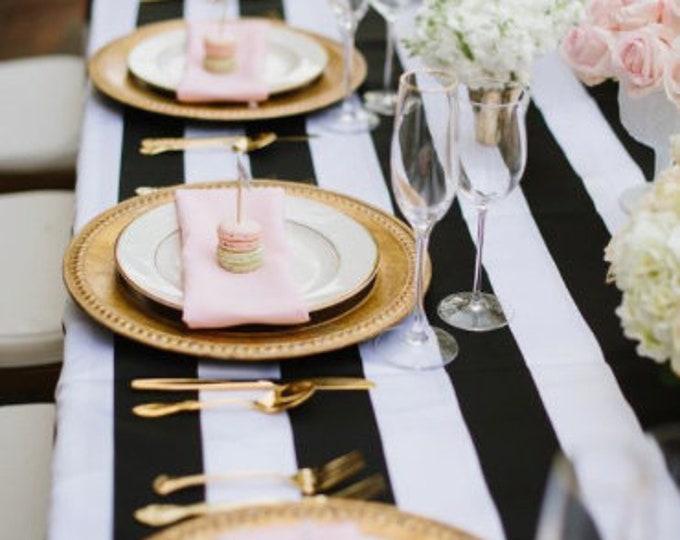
<box><xmin>364</xmin><ymin>0</ymin><xmax>420</xmax><ymax>116</ymax></box>
<box><xmin>374</xmin><ymin>69</ymin><xmax>459</xmax><ymax>370</ymax></box>
<box><xmin>438</xmin><ymin>79</ymin><xmax>529</xmax><ymax>332</ymax></box>
<box><xmin>326</xmin><ymin>0</ymin><xmax>380</xmax><ymax>133</ymax></box>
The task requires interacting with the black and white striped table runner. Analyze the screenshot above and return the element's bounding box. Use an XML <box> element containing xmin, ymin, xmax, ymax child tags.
<box><xmin>51</xmin><ymin>1</ymin><xmax>680</xmax><ymax>540</ymax></box>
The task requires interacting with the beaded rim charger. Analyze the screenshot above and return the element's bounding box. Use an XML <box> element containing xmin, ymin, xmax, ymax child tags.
<box><xmin>63</xmin><ymin>180</ymin><xmax>416</xmax><ymax>361</ymax></box>
<box><xmin>143</xmin><ymin>499</ymin><xmax>481</xmax><ymax>540</ymax></box>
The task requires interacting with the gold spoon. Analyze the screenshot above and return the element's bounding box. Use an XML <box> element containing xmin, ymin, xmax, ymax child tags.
<box><xmin>133</xmin><ymin>380</ymin><xmax>315</xmax><ymax>418</ymax></box>
<box><xmin>139</xmin><ymin>132</ymin><xmax>310</xmax><ymax>155</ymax></box>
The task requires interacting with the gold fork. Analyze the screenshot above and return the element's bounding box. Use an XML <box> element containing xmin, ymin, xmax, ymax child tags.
<box><xmin>135</xmin><ymin>473</ymin><xmax>386</xmax><ymax>527</ymax></box>
<box><xmin>153</xmin><ymin>450</ymin><xmax>365</xmax><ymax>496</ymax></box>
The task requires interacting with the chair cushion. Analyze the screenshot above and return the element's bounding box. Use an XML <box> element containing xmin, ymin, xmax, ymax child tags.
<box><xmin>0</xmin><ymin>55</ymin><xmax>84</xmax><ymax>174</ymax></box>
<box><xmin>0</xmin><ymin>191</ymin><xmax>74</xmax><ymax>367</ymax></box>
<box><xmin>0</xmin><ymin>403</ymin><xmax>55</xmax><ymax>540</ymax></box>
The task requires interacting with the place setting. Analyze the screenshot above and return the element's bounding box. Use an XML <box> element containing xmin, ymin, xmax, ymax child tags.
<box><xmin>87</xmin><ymin>2</ymin><xmax>367</xmax><ymax>121</ymax></box>
<box><xmin>62</xmin><ymin>176</ymin><xmax>416</xmax><ymax>360</ymax></box>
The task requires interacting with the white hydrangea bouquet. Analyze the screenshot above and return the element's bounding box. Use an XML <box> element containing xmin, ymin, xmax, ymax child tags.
<box><xmin>405</xmin><ymin>0</ymin><xmax>585</xmax><ymax>86</ymax></box>
<box><xmin>606</xmin><ymin>137</ymin><xmax>680</xmax><ymax>376</ymax></box>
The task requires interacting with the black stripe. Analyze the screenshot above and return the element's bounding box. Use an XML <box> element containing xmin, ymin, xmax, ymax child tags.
<box><xmin>245</xmin><ymin>117</ymin><xmax>315</xmax><ymax>183</ymax></box>
<box><xmin>358</xmin><ymin>13</ymin><xmax>560</xmax><ymax>540</ymax></box>
<box><xmin>113</xmin><ymin>3</ymin><xmax>204</xmax><ymax>540</ymax></box>
<box><xmin>524</xmin><ymin>89</ymin><xmax>680</xmax><ymax>429</ymax></box>
<box><xmin>241</xmin><ymin>0</ymin><xmax>395</xmax><ymax>504</ymax></box>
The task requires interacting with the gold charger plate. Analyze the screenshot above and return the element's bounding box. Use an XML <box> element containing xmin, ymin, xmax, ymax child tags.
<box><xmin>63</xmin><ymin>180</ymin><xmax>415</xmax><ymax>361</ymax></box>
<box><xmin>144</xmin><ymin>499</ymin><xmax>481</xmax><ymax>540</ymax></box>
<box><xmin>88</xmin><ymin>18</ymin><xmax>367</xmax><ymax>121</ymax></box>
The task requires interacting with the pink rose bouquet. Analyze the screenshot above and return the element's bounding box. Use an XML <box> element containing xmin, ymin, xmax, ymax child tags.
<box><xmin>562</xmin><ymin>0</ymin><xmax>680</xmax><ymax>106</ymax></box>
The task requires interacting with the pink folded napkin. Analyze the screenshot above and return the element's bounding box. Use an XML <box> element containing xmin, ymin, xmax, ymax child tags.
<box><xmin>177</xmin><ymin>21</ymin><xmax>270</xmax><ymax>103</ymax></box>
<box><xmin>175</xmin><ymin>187</ymin><xmax>310</xmax><ymax>329</ymax></box>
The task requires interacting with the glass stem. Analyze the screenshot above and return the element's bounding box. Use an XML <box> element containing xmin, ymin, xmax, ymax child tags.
<box><xmin>472</xmin><ymin>206</ymin><xmax>488</xmax><ymax>297</ymax></box>
<box><xmin>409</xmin><ymin>228</ymin><xmax>431</xmax><ymax>344</ymax></box>
<box><xmin>341</xmin><ymin>25</ymin><xmax>356</xmax><ymax>115</ymax></box>
<box><xmin>383</xmin><ymin>19</ymin><xmax>395</xmax><ymax>92</ymax></box>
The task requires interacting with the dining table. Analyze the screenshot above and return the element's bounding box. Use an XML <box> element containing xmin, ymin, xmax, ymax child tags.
<box><xmin>49</xmin><ymin>1</ymin><xmax>680</xmax><ymax>540</ymax></box>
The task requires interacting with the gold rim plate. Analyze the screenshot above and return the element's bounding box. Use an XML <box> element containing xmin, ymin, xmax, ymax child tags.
<box><xmin>63</xmin><ymin>181</ymin><xmax>415</xmax><ymax>361</ymax></box>
<box><xmin>144</xmin><ymin>499</ymin><xmax>482</xmax><ymax>540</ymax></box>
<box><xmin>114</xmin><ymin>193</ymin><xmax>380</xmax><ymax>313</ymax></box>
<box><xmin>88</xmin><ymin>18</ymin><xmax>367</xmax><ymax>121</ymax></box>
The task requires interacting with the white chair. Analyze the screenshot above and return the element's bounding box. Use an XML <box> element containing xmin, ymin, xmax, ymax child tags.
<box><xmin>0</xmin><ymin>403</ymin><xmax>55</xmax><ymax>540</ymax></box>
<box><xmin>0</xmin><ymin>55</ymin><xmax>84</xmax><ymax>191</ymax></box>
<box><xmin>0</xmin><ymin>190</ymin><xmax>74</xmax><ymax>368</ymax></box>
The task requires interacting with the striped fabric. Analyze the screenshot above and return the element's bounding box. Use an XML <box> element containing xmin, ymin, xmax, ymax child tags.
<box><xmin>50</xmin><ymin>1</ymin><xmax>680</xmax><ymax>540</ymax></box>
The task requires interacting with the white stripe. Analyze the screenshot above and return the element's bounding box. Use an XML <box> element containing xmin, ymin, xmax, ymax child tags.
<box><xmin>529</xmin><ymin>54</ymin><xmax>680</xmax><ymax>535</ymax></box>
<box><xmin>183</xmin><ymin>0</ymin><xmax>245</xmax><ymax>185</ymax></box>
<box><xmin>184</xmin><ymin>0</ymin><xmax>301</xmax><ymax>508</ymax></box>
<box><xmin>51</xmin><ymin>2</ymin><xmax>137</xmax><ymax>540</ymax></box>
<box><xmin>531</xmin><ymin>52</ymin><xmax>645</xmax><ymax>235</ymax></box>
<box><xmin>285</xmin><ymin>3</ymin><xmax>504</xmax><ymax>539</ymax></box>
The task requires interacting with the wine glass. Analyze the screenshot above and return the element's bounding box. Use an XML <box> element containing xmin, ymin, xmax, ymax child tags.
<box><xmin>326</xmin><ymin>0</ymin><xmax>380</xmax><ymax>133</ymax></box>
<box><xmin>364</xmin><ymin>0</ymin><xmax>420</xmax><ymax>116</ymax></box>
<box><xmin>535</xmin><ymin>440</ymin><xmax>680</xmax><ymax>540</ymax></box>
<box><xmin>373</xmin><ymin>69</ymin><xmax>459</xmax><ymax>370</ymax></box>
<box><xmin>437</xmin><ymin>79</ymin><xmax>529</xmax><ymax>332</ymax></box>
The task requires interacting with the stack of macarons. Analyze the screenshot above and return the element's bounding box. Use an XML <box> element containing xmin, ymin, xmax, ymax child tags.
<box><xmin>203</xmin><ymin>31</ymin><xmax>237</xmax><ymax>73</ymax></box>
<box><xmin>216</xmin><ymin>218</ymin><xmax>264</xmax><ymax>273</ymax></box>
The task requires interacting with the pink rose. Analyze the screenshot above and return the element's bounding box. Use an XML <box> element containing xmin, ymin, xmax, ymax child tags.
<box><xmin>561</xmin><ymin>25</ymin><xmax>615</xmax><ymax>85</ymax></box>
<box><xmin>587</xmin><ymin>0</ymin><xmax>663</xmax><ymax>30</ymax></box>
<box><xmin>662</xmin><ymin>0</ymin><xmax>680</xmax><ymax>35</ymax></box>
<box><xmin>587</xmin><ymin>0</ymin><xmax>627</xmax><ymax>29</ymax></box>
<box><xmin>613</xmin><ymin>26</ymin><xmax>669</xmax><ymax>95</ymax></box>
<box><xmin>663</xmin><ymin>41</ymin><xmax>680</xmax><ymax>107</ymax></box>
<box><xmin>615</xmin><ymin>0</ymin><xmax>664</xmax><ymax>30</ymax></box>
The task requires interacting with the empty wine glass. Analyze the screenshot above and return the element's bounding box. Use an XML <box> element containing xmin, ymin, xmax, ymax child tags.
<box><xmin>373</xmin><ymin>69</ymin><xmax>459</xmax><ymax>370</ymax></box>
<box><xmin>364</xmin><ymin>0</ymin><xmax>420</xmax><ymax>116</ymax></box>
<box><xmin>326</xmin><ymin>0</ymin><xmax>380</xmax><ymax>133</ymax></box>
<box><xmin>438</xmin><ymin>79</ymin><xmax>529</xmax><ymax>332</ymax></box>
<box><xmin>535</xmin><ymin>440</ymin><xmax>680</xmax><ymax>540</ymax></box>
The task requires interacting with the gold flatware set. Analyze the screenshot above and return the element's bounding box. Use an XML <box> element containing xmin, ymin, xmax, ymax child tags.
<box><xmin>132</xmin><ymin>380</ymin><xmax>384</xmax><ymax>525</ymax></box>
<box><xmin>139</xmin><ymin>132</ymin><xmax>315</xmax><ymax>155</ymax></box>
<box><xmin>135</xmin><ymin>451</ymin><xmax>386</xmax><ymax>527</ymax></box>
<box><xmin>132</xmin><ymin>377</ymin><xmax>374</xmax><ymax>417</ymax></box>
<box><xmin>153</xmin><ymin>450</ymin><xmax>365</xmax><ymax>496</ymax></box>
<box><xmin>133</xmin><ymin>380</ymin><xmax>316</xmax><ymax>417</ymax></box>
<box><xmin>132</xmin><ymin>376</ymin><xmax>374</xmax><ymax>392</ymax></box>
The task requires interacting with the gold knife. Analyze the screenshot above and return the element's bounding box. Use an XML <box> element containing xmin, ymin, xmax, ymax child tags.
<box><xmin>131</xmin><ymin>377</ymin><xmax>375</xmax><ymax>392</ymax></box>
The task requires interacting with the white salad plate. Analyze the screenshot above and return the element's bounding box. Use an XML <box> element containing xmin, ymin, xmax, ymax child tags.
<box><xmin>115</xmin><ymin>195</ymin><xmax>379</xmax><ymax>313</ymax></box>
<box><xmin>127</xmin><ymin>25</ymin><xmax>329</xmax><ymax>95</ymax></box>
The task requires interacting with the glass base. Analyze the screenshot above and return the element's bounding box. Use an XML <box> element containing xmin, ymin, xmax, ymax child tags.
<box><xmin>619</xmin><ymin>184</ymin><xmax>651</xmax><ymax>215</ymax></box>
<box><xmin>373</xmin><ymin>324</ymin><xmax>458</xmax><ymax>370</ymax></box>
<box><xmin>438</xmin><ymin>292</ymin><xmax>510</xmax><ymax>332</ymax></box>
<box><xmin>364</xmin><ymin>89</ymin><xmax>397</xmax><ymax>116</ymax></box>
<box><xmin>324</xmin><ymin>106</ymin><xmax>380</xmax><ymax>134</ymax></box>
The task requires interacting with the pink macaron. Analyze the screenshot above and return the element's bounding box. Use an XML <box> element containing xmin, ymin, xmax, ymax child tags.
<box><xmin>217</xmin><ymin>218</ymin><xmax>262</xmax><ymax>252</ymax></box>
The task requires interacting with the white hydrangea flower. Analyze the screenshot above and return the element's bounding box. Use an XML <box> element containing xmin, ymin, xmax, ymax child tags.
<box><xmin>606</xmin><ymin>167</ymin><xmax>680</xmax><ymax>376</ymax></box>
<box><xmin>406</xmin><ymin>0</ymin><xmax>585</xmax><ymax>85</ymax></box>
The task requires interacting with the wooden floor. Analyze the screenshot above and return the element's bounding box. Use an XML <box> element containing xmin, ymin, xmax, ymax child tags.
<box><xmin>0</xmin><ymin>0</ymin><xmax>88</xmax><ymax>405</ymax></box>
<box><xmin>0</xmin><ymin>0</ymin><xmax>88</xmax><ymax>60</ymax></box>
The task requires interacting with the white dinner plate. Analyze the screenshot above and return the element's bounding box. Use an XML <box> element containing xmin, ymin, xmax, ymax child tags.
<box><xmin>127</xmin><ymin>24</ymin><xmax>329</xmax><ymax>95</ymax></box>
<box><xmin>115</xmin><ymin>194</ymin><xmax>379</xmax><ymax>313</ymax></box>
